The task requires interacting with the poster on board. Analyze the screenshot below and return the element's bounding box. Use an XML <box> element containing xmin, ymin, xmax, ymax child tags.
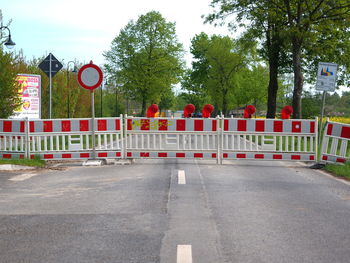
<box><xmin>11</xmin><ymin>74</ymin><xmax>41</xmax><ymax>119</ymax></box>
<box><xmin>316</xmin><ymin>62</ymin><xmax>338</xmax><ymax>92</ymax></box>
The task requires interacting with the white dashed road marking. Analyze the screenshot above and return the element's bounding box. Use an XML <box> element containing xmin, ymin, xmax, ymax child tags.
<box><xmin>177</xmin><ymin>245</ymin><xmax>192</xmax><ymax>263</ymax></box>
<box><xmin>178</xmin><ymin>170</ymin><xmax>186</xmax><ymax>185</ymax></box>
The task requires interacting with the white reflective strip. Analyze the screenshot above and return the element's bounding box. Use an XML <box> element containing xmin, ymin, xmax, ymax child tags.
<box><xmin>177</xmin><ymin>245</ymin><xmax>192</xmax><ymax>263</ymax></box>
<box><xmin>178</xmin><ymin>170</ymin><xmax>186</xmax><ymax>184</ymax></box>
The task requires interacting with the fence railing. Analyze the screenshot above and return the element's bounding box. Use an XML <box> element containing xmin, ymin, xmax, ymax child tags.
<box><xmin>321</xmin><ymin>120</ymin><xmax>350</xmax><ymax>163</ymax></box>
<box><xmin>4</xmin><ymin>116</ymin><xmax>349</xmax><ymax>165</ymax></box>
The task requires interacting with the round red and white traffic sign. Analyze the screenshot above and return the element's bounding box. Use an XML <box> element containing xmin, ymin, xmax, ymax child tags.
<box><xmin>77</xmin><ymin>61</ymin><xmax>103</xmax><ymax>90</ymax></box>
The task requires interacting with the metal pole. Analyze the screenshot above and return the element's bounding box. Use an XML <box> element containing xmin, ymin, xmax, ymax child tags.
<box><xmin>25</xmin><ymin>117</ymin><xmax>30</xmax><ymax>159</ymax></box>
<box><xmin>91</xmin><ymin>90</ymin><xmax>96</xmax><ymax>159</ymax></box>
<box><xmin>100</xmin><ymin>82</ymin><xmax>103</xmax><ymax>117</ymax></box>
<box><xmin>67</xmin><ymin>70</ymin><xmax>70</xmax><ymax>118</ymax></box>
<box><xmin>49</xmin><ymin>53</ymin><xmax>52</xmax><ymax>119</ymax></box>
<box><xmin>318</xmin><ymin>91</ymin><xmax>327</xmax><ymax>162</ymax></box>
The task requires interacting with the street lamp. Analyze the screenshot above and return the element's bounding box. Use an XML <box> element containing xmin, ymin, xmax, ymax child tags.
<box><xmin>0</xmin><ymin>26</ymin><xmax>16</xmax><ymax>49</ymax></box>
<box><xmin>66</xmin><ymin>61</ymin><xmax>77</xmax><ymax>118</ymax></box>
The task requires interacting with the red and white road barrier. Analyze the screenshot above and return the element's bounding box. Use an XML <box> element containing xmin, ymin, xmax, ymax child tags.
<box><xmin>321</xmin><ymin>121</ymin><xmax>350</xmax><ymax>163</ymax></box>
<box><xmin>125</xmin><ymin>117</ymin><xmax>219</xmax><ymax>161</ymax></box>
<box><xmin>0</xmin><ymin>117</ymin><xmax>123</xmax><ymax>160</ymax></box>
<box><xmin>0</xmin><ymin>116</ymin><xmax>326</xmax><ymax>163</ymax></box>
<box><xmin>222</xmin><ymin>118</ymin><xmax>318</xmax><ymax>162</ymax></box>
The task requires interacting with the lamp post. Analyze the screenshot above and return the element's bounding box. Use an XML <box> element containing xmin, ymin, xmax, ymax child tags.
<box><xmin>66</xmin><ymin>61</ymin><xmax>77</xmax><ymax>118</ymax></box>
<box><xmin>0</xmin><ymin>26</ymin><xmax>16</xmax><ymax>49</ymax></box>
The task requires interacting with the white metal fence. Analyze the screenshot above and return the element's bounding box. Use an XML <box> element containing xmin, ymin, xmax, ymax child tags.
<box><xmin>1</xmin><ymin>116</ymin><xmax>337</xmax><ymax>164</ymax></box>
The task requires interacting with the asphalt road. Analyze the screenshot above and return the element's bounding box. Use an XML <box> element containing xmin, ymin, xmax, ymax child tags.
<box><xmin>0</xmin><ymin>159</ymin><xmax>350</xmax><ymax>263</ymax></box>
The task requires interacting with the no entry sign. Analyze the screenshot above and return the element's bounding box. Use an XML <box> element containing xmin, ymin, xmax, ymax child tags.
<box><xmin>77</xmin><ymin>61</ymin><xmax>103</xmax><ymax>90</ymax></box>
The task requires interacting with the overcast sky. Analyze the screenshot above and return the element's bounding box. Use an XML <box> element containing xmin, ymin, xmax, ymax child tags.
<box><xmin>1</xmin><ymin>0</ymin><xmax>234</xmax><ymax>68</ymax></box>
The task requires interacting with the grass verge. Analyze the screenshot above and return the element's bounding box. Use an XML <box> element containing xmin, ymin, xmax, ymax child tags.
<box><xmin>0</xmin><ymin>156</ymin><xmax>46</xmax><ymax>168</ymax></box>
<box><xmin>324</xmin><ymin>162</ymin><xmax>350</xmax><ymax>181</ymax></box>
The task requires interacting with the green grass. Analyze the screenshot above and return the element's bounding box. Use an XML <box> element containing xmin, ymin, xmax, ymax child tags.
<box><xmin>0</xmin><ymin>156</ymin><xmax>46</xmax><ymax>167</ymax></box>
<box><xmin>324</xmin><ymin>162</ymin><xmax>350</xmax><ymax>180</ymax></box>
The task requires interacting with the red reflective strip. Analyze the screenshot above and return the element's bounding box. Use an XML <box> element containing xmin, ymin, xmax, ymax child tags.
<box><xmin>62</xmin><ymin>154</ymin><xmax>72</xmax><ymax>158</ymax></box>
<box><xmin>80</xmin><ymin>120</ymin><xmax>89</xmax><ymax>131</ymax></box>
<box><xmin>255</xmin><ymin>120</ymin><xmax>265</xmax><ymax>132</ymax></box>
<box><xmin>3</xmin><ymin>154</ymin><xmax>11</xmax><ymax>159</ymax></box>
<box><xmin>237</xmin><ymin>154</ymin><xmax>246</xmax><ymax>158</ymax></box>
<box><xmin>127</xmin><ymin>119</ymin><xmax>133</xmax><ymax>130</ymax></box>
<box><xmin>327</xmin><ymin>124</ymin><xmax>333</xmax><ymax>135</ymax></box>
<box><xmin>141</xmin><ymin>119</ymin><xmax>150</xmax><ymax>130</ymax></box>
<box><xmin>274</xmin><ymin>121</ymin><xmax>283</xmax><ymax>132</ymax></box>
<box><xmin>158</xmin><ymin>119</ymin><xmax>168</xmax><ymax>131</ymax></box>
<box><xmin>309</xmin><ymin>155</ymin><xmax>315</xmax><ymax>160</ymax></box>
<box><xmin>322</xmin><ymin>155</ymin><xmax>328</xmax><ymax>160</ymax></box>
<box><xmin>223</xmin><ymin>153</ymin><xmax>228</xmax><ymax>158</ymax></box>
<box><xmin>212</xmin><ymin>120</ymin><xmax>217</xmax><ymax>131</ymax></box>
<box><xmin>336</xmin><ymin>158</ymin><xmax>346</xmax><ymax>163</ymax></box>
<box><xmin>224</xmin><ymin>120</ymin><xmax>229</xmax><ymax>131</ymax></box>
<box><xmin>44</xmin><ymin>154</ymin><xmax>54</xmax><ymax>159</ymax></box>
<box><xmin>273</xmin><ymin>154</ymin><xmax>283</xmax><ymax>159</ymax></box>
<box><xmin>98</xmin><ymin>152</ymin><xmax>108</xmax><ymax>157</ymax></box>
<box><xmin>3</xmin><ymin>121</ymin><xmax>12</xmax><ymax>132</ymax></box>
<box><xmin>237</xmin><ymin>120</ymin><xmax>247</xmax><ymax>131</ymax></box>
<box><xmin>43</xmin><ymin>121</ymin><xmax>53</xmax><ymax>132</ymax></box>
<box><xmin>30</xmin><ymin>121</ymin><xmax>35</xmax><ymax>132</ymax></box>
<box><xmin>19</xmin><ymin>155</ymin><xmax>24</xmax><ymax>159</ymax></box>
<box><xmin>176</xmin><ymin>120</ymin><xmax>186</xmax><ymax>131</ymax></box>
<box><xmin>30</xmin><ymin>155</ymin><xmax>35</xmax><ymax>159</ymax></box>
<box><xmin>194</xmin><ymin>153</ymin><xmax>203</xmax><ymax>158</ymax></box>
<box><xmin>292</xmin><ymin>121</ymin><xmax>301</xmax><ymax>133</ymax></box>
<box><xmin>127</xmin><ymin>152</ymin><xmax>132</xmax><ymax>157</ymax></box>
<box><xmin>340</xmin><ymin>126</ymin><xmax>350</xmax><ymax>139</ymax></box>
<box><xmin>140</xmin><ymin>152</ymin><xmax>150</xmax><ymax>157</ymax></box>
<box><xmin>20</xmin><ymin>121</ymin><xmax>25</xmax><ymax>132</ymax></box>
<box><xmin>310</xmin><ymin>122</ymin><xmax>315</xmax><ymax>133</ymax></box>
<box><xmin>212</xmin><ymin>153</ymin><xmax>216</xmax><ymax>158</ymax></box>
<box><xmin>176</xmin><ymin>153</ymin><xmax>185</xmax><ymax>158</ymax></box>
<box><xmin>158</xmin><ymin>152</ymin><xmax>167</xmax><ymax>157</ymax></box>
<box><xmin>80</xmin><ymin>153</ymin><xmax>90</xmax><ymax>158</ymax></box>
<box><xmin>116</xmin><ymin>119</ymin><xmax>120</xmax><ymax>130</ymax></box>
<box><xmin>98</xmin><ymin>120</ymin><xmax>107</xmax><ymax>131</ymax></box>
<box><xmin>116</xmin><ymin>152</ymin><xmax>121</xmax><ymax>157</ymax></box>
<box><xmin>291</xmin><ymin>155</ymin><xmax>301</xmax><ymax>160</ymax></box>
<box><xmin>61</xmin><ymin>121</ymin><xmax>71</xmax><ymax>132</ymax></box>
<box><xmin>194</xmin><ymin>120</ymin><xmax>203</xmax><ymax>131</ymax></box>
<box><xmin>255</xmin><ymin>154</ymin><xmax>264</xmax><ymax>159</ymax></box>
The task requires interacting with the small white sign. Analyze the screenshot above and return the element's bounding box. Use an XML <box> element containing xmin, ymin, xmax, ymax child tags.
<box><xmin>316</xmin><ymin>62</ymin><xmax>338</xmax><ymax>92</ymax></box>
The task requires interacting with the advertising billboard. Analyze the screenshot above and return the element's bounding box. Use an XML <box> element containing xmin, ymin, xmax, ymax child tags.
<box><xmin>11</xmin><ymin>74</ymin><xmax>41</xmax><ymax>119</ymax></box>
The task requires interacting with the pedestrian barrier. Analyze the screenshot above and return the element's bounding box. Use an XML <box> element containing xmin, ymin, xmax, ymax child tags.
<box><xmin>321</xmin><ymin>121</ymin><xmax>350</xmax><ymax>163</ymax></box>
<box><xmin>0</xmin><ymin>116</ymin><xmax>328</xmax><ymax>164</ymax></box>
<box><xmin>222</xmin><ymin>118</ymin><xmax>318</xmax><ymax>162</ymax></box>
<box><xmin>125</xmin><ymin>117</ymin><xmax>219</xmax><ymax>161</ymax></box>
<box><xmin>0</xmin><ymin>117</ymin><xmax>123</xmax><ymax>160</ymax></box>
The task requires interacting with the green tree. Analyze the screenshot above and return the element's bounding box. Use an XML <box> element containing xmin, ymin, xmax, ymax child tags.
<box><xmin>104</xmin><ymin>11</ymin><xmax>184</xmax><ymax>116</ymax></box>
<box><xmin>206</xmin><ymin>0</ymin><xmax>350</xmax><ymax>118</ymax></box>
<box><xmin>190</xmin><ymin>33</ymin><xmax>246</xmax><ymax>115</ymax></box>
<box><xmin>0</xmin><ymin>48</ymin><xmax>21</xmax><ymax>118</ymax></box>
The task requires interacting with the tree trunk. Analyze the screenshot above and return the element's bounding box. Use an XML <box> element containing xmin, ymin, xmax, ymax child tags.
<box><xmin>266</xmin><ymin>24</ymin><xmax>280</xmax><ymax>119</ymax></box>
<box><xmin>292</xmin><ymin>38</ymin><xmax>303</xmax><ymax>119</ymax></box>
<box><xmin>141</xmin><ymin>95</ymin><xmax>147</xmax><ymax>117</ymax></box>
<box><xmin>222</xmin><ymin>88</ymin><xmax>228</xmax><ymax>116</ymax></box>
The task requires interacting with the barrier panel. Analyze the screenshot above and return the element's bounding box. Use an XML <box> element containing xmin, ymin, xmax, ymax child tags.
<box><xmin>125</xmin><ymin>117</ymin><xmax>220</xmax><ymax>161</ymax></box>
<box><xmin>222</xmin><ymin>118</ymin><xmax>318</xmax><ymax>162</ymax></box>
<box><xmin>0</xmin><ymin>116</ymin><xmax>324</xmax><ymax>163</ymax></box>
<box><xmin>0</xmin><ymin>119</ymin><xmax>28</xmax><ymax>159</ymax></box>
<box><xmin>321</xmin><ymin>121</ymin><xmax>350</xmax><ymax>163</ymax></box>
<box><xmin>0</xmin><ymin>117</ymin><xmax>123</xmax><ymax>160</ymax></box>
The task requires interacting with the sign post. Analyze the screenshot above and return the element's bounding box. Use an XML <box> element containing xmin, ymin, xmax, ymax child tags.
<box><xmin>315</xmin><ymin>62</ymin><xmax>338</xmax><ymax>161</ymax></box>
<box><xmin>38</xmin><ymin>53</ymin><xmax>63</xmax><ymax>119</ymax></box>
<box><xmin>77</xmin><ymin>61</ymin><xmax>103</xmax><ymax>159</ymax></box>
